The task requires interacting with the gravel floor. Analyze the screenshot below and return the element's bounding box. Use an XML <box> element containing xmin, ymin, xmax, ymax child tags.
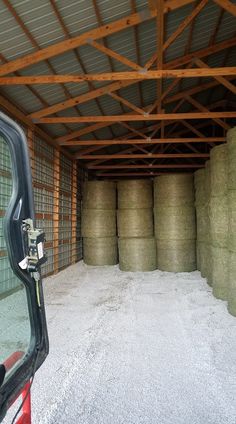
<box><xmin>3</xmin><ymin>261</ymin><xmax>236</xmax><ymax>424</ymax></box>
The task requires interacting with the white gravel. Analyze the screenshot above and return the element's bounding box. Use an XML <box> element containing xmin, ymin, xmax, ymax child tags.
<box><xmin>3</xmin><ymin>261</ymin><xmax>236</xmax><ymax>423</ymax></box>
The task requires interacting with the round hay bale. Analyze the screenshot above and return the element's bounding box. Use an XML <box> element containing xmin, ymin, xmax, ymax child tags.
<box><xmin>210</xmin><ymin>144</ymin><xmax>227</xmax><ymax>196</ymax></box>
<box><xmin>83</xmin><ymin>181</ymin><xmax>116</xmax><ymax>209</ymax></box>
<box><xmin>228</xmin><ymin>190</ymin><xmax>236</xmax><ymax>252</ymax></box>
<box><xmin>154</xmin><ymin>173</ymin><xmax>194</xmax><ymax>207</ymax></box>
<box><xmin>194</xmin><ymin>169</ymin><xmax>206</xmax><ymax>207</ymax></box>
<box><xmin>205</xmin><ymin>160</ymin><xmax>211</xmax><ymax>200</ymax></box>
<box><xmin>156</xmin><ymin>239</ymin><xmax>196</xmax><ymax>272</ymax></box>
<box><xmin>212</xmin><ymin>246</ymin><xmax>228</xmax><ymax>300</ymax></box>
<box><xmin>82</xmin><ymin>209</ymin><xmax>116</xmax><ymax>237</ymax></box>
<box><xmin>154</xmin><ymin>206</ymin><xmax>196</xmax><ymax>240</ymax></box>
<box><xmin>117</xmin><ymin>179</ymin><xmax>153</xmax><ymax>209</ymax></box>
<box><xmin>196</xmin><ymin>206</ymin><xmax>208</xmax><ymax>242</ymax></box>
<box><xmin>118</xmin><ymin>237</ymin><xmax>156</xmax><ymax>271</ymax></box>
<box><xmin>83</xmin><ymin>237</ymin><xmax>118</xmax><ymax>266</ymax></box>
<box><xmin>117</xmin><ymin>208</ymin><xmax>153</xmax><ymax>237</ymax></box>
<box><xmin>227</xmin><ymin>250</ymin><xmax>236</xmax><ymax>316</ymax></box>
<box><xmin>196</xmin><ymin>241</ymin><xmax>201</xmax><ymax>271</ymax></box>
<box><xmin>228</xmin><ymin>144</ymin><xmax>236</xmax><ymax>190</ymax></box>
<box><xmin>209</xmin><ymin>196</ymin><xmax>228</xmax><ymax>247</ymax></box>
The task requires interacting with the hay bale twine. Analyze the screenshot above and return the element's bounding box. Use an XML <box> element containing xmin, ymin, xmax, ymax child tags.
<box><xmin>83</xmin><ymin>181</ymin><xmax>116</xmax><ymax>209</ymax></box>
<box><xmin>156</xmin><ymin>239</ymin><xmax>196</xmax><ymax>272</ymax></box>
<box><xmin>228</xmin><ymin>190</ymin><xmax>236</xmax><ymax>252</ymax></box>
<box><xmin>154</xmin><ymin>174</ymin><xmax>194</xmax><ymax>206</ymax></box>
<box><xmin>210</xmin><ymin>144</ymin><xmax>228</xmax><ymax>196</ymax></box>
<box><xmin>194</xmin><ymin>169</ymin><xmax>206</xmax><ymax>207</ymax></box>
<box><xmin>212</xmin><ymin>246</ymin><xmax>228</xmax><ymax>300</ymax></box>
<box><xmin>154</xmin><ymin>206</ymin><xmax>196</xmax><ymax>240</ymax></box>
<box><xmin>209</xmin><ymin>196</ymin><xmax>228</xmax><ymax>247</ymax></box>
<box><xmin>227</xmin><ymin>251</ymin><xmax>236</xmax><ymax>316</ymax></box>
<box><xmin>82</xmin><ymin>209</ymin><xmax>116</xmax><ymax>238</ymax></box>
<box><xmin>117</xmin><ymin>179</ymin><xmax>152</xmax><ymax>209</ymax></box>
<box><xmin>227</xmin><ymin>127</ymin><xmax>236</xmax><ymax>190</ymax></box>
<box><xmin>83</xmin><ymin>237</ymin><xmax>118</xmax><ymax>266</ymax></box>
<box><xmin>118</xmin><ymin>237</ymin><xmax>156</xmax><ymax>271</ymax></box>
<box><xmin>117</xmin><ymin>208</ymin><xmax>153</xmax><ymax>237</ymax></box>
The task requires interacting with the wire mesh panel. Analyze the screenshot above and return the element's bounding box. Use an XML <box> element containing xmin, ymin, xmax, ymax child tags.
<box><xmin>77</xmin><ymin>167</ymin><xmax>87</xmax><ymax>261</ymax></box>
<box><xmin>32</xmin><ymin>135</ymin><xmax>54</xmax><ymax>276</ymax></box>
<box><xmin>58</xmin><ymin>154</ymin><xmax>72</xmax><ymax>271</ymax></box>
<box><xmin>0</xmin><ymin>136</ymin><xmax>20</xmax><ymax>295</ymax></box>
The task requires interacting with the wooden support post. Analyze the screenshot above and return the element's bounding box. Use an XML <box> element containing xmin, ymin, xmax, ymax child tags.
<box><xmin>53</xmin><ymin>150</ymin><xmax>60</xmax><ymax>274</ymax></box>
<box><xmin>71</xmin><ymin>161</ymin><xmax>77</xmax><ymax>265</ymax></box>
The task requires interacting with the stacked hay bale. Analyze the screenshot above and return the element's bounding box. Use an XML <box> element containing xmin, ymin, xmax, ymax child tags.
<box><xmin>154</xmin><ymin>174</ymin><xmax>196</xmax><ymax>272</ymax></box>
<box><xmin>204</xmin><ymin>160</ymin><xmax>213</xmax><ymax>286</ymax></box>
<box><xmin>117</xmin><ymin>180</ymin><xmax>156</xmax><ymax>271</ymax></box>
<box><xmin>82</xmin><ymin>181</ymin><xmax>118</xmax><ymax>265</ymax></box>
<box><xmin>227</xmin><ymin>128</ymin><xmax>236</xmax><ymax>316</ymax></box>
<box><xmin>194</xmin><ymin>169</ymin><xmax>207</xmax><ymax>275</ymax></box>
<box><xmin>209</xmin><ymin>144</ymin><xmax>228</xmax><ymax>299</ymax></box>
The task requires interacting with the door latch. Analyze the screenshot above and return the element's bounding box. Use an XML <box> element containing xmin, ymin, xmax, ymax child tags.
<box><xmin>21</xmin><ymin>218</ymin><xmax>47</xmax><ymax>273</ymax></box>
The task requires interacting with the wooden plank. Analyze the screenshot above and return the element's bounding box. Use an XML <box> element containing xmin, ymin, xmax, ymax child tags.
<box><xmin>88</xmin><ymin>163</ymin><xmax>206</xmax><ymax>169</ymax></box>
<box><xmin>30</xmin><ymin>37</ymin><xmax>236</xmax><ymax>119</ymax></box>
<box><xmin>95</xmin><ymin>171</ymin><xmax>202</xmax><ymax>176</ymax></box>
<box><xmin>185</xmin><ymin>95</ymin><xmax>230</xmax><ymax>130</ymax></box>
<box><xmin>35</xmin><ymin>112</ymin><xmax>236</xmax><ymax>123</ymax></box>
<box><xmin>76</xmin><ymin>153</ymin><xmax>210</xmax><ymax>159</ymax></box>
<box><xmin>60</xmin><ymin>137</ymin><xmax>225</xmax><ymax>146</ymax></box>
<box><xmin>53</xmin><ymin>150</ymin><xmax>60</xmax><ymax>274</ymax></box>
<box><xmin>163</xmin><ymin>0</ymin><xmax>208</xmax><ymax>51</ymax></box>
<box><xmin>213</xmin><ymin>0</ymin><xmax>236</xmax><ymax>16</ymax></box>
<box><xmin>89</xmin><ymin>40</ymin><xmax>142</xmax><ymax>71</ymax></box>
<box><xmin>109</xmin><ymin>92</ymin><xmax>145</xmax><ymax>114</ymax></box>
<box><xmin>2</xmin><ymin>67</ymin><xmax>236</xmax><ymax>84</ymax></box>
<box><xmin>0</xmin><ymin>0</ymin><xmax>194</xmax><ymax>76</ymax></box>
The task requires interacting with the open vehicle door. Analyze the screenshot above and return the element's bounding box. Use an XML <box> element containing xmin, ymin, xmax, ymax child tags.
<box><xmin>0</xmin><ymin>112</ymin><xmax>48</xmax><ymax>422</ymax></box>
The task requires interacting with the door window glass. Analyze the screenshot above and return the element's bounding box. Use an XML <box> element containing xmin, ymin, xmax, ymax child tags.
<box><xmin>0</xmin><ymin>135</ymin><xmax>31</xmax><ymax>383</ymax></box>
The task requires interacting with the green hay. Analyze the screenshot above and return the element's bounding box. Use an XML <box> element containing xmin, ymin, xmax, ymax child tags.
<box><xmin>83</xmin><ymin>237</ymin><xmax>118</xmax><ymax>266</ymax></box>
<box><xmin>118</xmin><ymin>237</ymin><xmax>156</xmax><ymax>271</ymax></box>
<box><xmin>117</xmin><ymin>208</ymin><xmax>154</xmax><ymax>238</ymax></box>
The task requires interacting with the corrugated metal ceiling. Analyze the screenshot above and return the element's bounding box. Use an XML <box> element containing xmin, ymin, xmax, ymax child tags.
<box><xmin>0</xmin><ymin>0</ymin><xmax>235</xmax><ymax>142</ymax></box>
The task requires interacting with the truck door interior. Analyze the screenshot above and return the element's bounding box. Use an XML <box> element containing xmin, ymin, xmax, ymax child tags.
<box><xmin>0</xmin><ymin>112</ymin><xmax>48</xmax><ymax>422</ymax></box>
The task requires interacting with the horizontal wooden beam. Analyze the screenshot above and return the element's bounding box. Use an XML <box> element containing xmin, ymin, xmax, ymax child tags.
<box><xmin>2</xmin><ymin>67</ymin><xmax>236</xmax><ymax>85</ymax></box>
<box><xmin>95</xmin><ymin>171</ymin><xmax>199</xmax><ymax>176</ymax></box>
<box><xmin>30</xmin><ymin>37</ymin><xmax>236</xmax><ymax>120</ymax></box>
<box><xmin>60</xmin><ymin>137</ymin><xmax>225</xmax><ymax>146</ymax></box>
<box><xmin>88</xmin><ymin>163</ymin><xmax>205</xmax><ymax>169</ymax></box>
<box><xmin>76</xmin><ymin>153</ymin><xmax>210</xmax><ymax>159</ymax></box>
<box><xmin>34</xmin><ymin>112</ymin><xmax>236</xmax><ymax>123</ymax></box>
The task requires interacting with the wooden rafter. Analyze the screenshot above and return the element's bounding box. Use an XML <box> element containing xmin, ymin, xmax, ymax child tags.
<box><xmin>76</xmin><ymin>153</ymin><xmax>209</xmax><ymax>159</ymax></box>
<box><xmin>34</xmin><ymin>112</ymin><xmax>236</xmax><ymax>124</ymax></box>
<box><xmin>185</xmin><ymin>95</ymin><xmax>231</xmax><ymax>130</ymax></box>
<box><xmin>59</xmin><ymin>137</ymin><xmax>225</xmax><ymax>146</ymax></box>
<box><xmin>88</xmin><ymin>40</ymin><xmax>142</xmax><ymax>71</ymax></box>
<box><xmin>0</xmin><ymin>0</ymin><xmax>195</xmax><ymax>76</ymax></box>
<box><xmin>213</xmin><ymin>0</ymin><xmax>236</xmax><ymax>16</ymax></box>
<box><xmin>88</xmin><ymin>163</ymin><xmax>205</xmax><ymax>169</ymax></box>
<box><xmin>109</xmin><ymin>93</ymin><xmax>145</xmax><ymax>114</ymax></box>
<box><xmin>194</xmin><ymin>58</ymin><xmax>236</xmax><ymax>95</ymax></box>
<box><xmin>29</xmin><ymin>37</ymin><xmax>236</xmax><ymax>119</ymax></box>
<box><xmin>2</xmin><ymin>67</ymin><xmax>236</xmax><ymax>85</ymax></box>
